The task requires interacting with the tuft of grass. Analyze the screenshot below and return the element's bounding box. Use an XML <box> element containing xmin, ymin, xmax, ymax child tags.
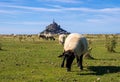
<box><xmin>105</xmin><ymin>34</ymin><xmax>118</xmax><ymax>52</ymax></box>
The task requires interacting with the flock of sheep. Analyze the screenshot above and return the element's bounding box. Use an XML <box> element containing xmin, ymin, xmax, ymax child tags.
<box><xmin>2</xmin><ymin>33</ymin><xmax>88</xmax><ymax>72</ymax></box>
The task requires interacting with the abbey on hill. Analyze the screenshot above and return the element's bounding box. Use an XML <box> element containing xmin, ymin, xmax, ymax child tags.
<box><xmin>40</xmin><ymin>21</ymin><xmax>70</xmax><ymax>34</ymax></box>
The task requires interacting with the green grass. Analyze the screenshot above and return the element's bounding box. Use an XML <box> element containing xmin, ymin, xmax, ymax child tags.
<box><xmin>0</xmin><ymin>36</ymin><xmax>120</xmax><ymax>82</ymax></box>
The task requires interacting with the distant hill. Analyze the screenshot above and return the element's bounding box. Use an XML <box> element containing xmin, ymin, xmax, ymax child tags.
<box><xmin>40</xmin><ymin>21</ymin><xmax>70</xmax><ymax>34</ymax></box>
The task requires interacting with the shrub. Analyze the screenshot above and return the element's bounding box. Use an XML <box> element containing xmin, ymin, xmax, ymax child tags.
<box><xmin>105</xmin><ymin>35</ymin><xmax>117</xmax><ymax>52</ymax></box>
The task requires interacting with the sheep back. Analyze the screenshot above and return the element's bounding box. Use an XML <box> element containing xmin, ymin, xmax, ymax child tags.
<box><xmin>64</xmin><ymin>33</ymin><xmax>88</xmax><ymax>57</ymax></box>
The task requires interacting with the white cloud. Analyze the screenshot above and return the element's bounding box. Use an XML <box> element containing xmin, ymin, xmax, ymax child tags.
<box><xmin>86</xmin><ymin>15</ymin><xmax>120</xmax><ymax>25</ymax></box>
<box><xmin>10</xmin><ymin>5</ymin><xmax>59</xmax><ymax>12</ymax></box>
<box><xmin>0</xmin><ymin>10</ymin><xmax>14</xmax><ymax>14</ymax></box>
<box><xmin>99</xmin><ymin>8</ymin><xmax>120</xmax><ymax>14</ymax></box>
<box><xmin>0</xmin><ymin>4</ymin><xmax>61</xmax><ymax>12</ymax></box>
<box><xmin>0</xmin><ymin>3</ymin><xmax>120</xmax><ymax>14</ymax></box>
<box><xmin>38</xmin><ymin>0</ymin><xmax>82</xmax><ymax>3</ymax></box>
<box><xmin>62</xmin><ymin>7</ymin><xmax>120</xmax><ymax>14</ymax></box>
<box><xmin>0</xmin><ymin>21</ymin><xmax>50</xmax><ymax>25</ymax></box>
<box><xmin>87</xmin><ymin>19</ymin><xmax>103</xmax><ymax>23</ymax></box>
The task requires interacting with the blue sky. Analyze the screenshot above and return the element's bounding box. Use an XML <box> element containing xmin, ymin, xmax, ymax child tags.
<box><xmin>0</xmin><ymin>0</ymin><xmax>120</xmax><ymax>34</ymax></box>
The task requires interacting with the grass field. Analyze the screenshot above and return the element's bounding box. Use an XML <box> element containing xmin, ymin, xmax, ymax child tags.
<box><xmin>0</xmin><ymin>35</ymin><xmax>120</xmax><ymax>82</ymax></box>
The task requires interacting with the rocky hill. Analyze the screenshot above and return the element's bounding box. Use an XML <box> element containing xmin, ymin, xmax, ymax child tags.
<box><xmin>40</xmin><ymin>21</ymin><xmax>70</xmax><ymax>34</ymax></box>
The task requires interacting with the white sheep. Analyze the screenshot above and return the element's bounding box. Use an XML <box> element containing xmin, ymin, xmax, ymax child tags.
<box><xmin>58</xmin><ymin>34</ymin><xmax>66</xmax><ymax>45</ymax></box>
<box><xmin>45</xmin><ymin>33</ymin><xmax>55</xmax><ymax>40</ymax></box>
<box><xmin>58</xmin><ymin>33</ymin><xmax>88</xmax><ymax>71</ymax></box>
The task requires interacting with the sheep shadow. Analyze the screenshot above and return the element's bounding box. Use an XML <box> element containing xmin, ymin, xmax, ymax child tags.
<box><xmin>79</xmin><ymin>66</ymin><xmax>120</xmax><ymax>75</ymax></box>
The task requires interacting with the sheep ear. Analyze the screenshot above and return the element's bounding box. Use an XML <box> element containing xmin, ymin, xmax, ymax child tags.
<box><xmin>58</xmin><ymin>52</ymin><xmax>64</xmax><ymax>57</ymax></box>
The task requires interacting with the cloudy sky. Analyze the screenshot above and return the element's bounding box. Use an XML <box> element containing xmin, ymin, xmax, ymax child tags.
<box><xmin>0</xmin><ymin>0</ymin><xmax>120</xmax><ymax>34</ymax></box>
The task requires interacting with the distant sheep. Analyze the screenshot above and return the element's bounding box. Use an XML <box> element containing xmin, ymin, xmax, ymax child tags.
<box><xmin>38</xmin><ymin>34</ymin><xmax>55</xmax><ymax>40</ymax></box>
<box><xmin>58</xmin><ymin>34</ymin><xmax>66</xmax><ymax>45</ymax></box>
<box><xmin>58</xmin><ymin>33</ymin><xmax>88</xmax><ymax>71</ymax></box>
<box><xmin>38</xmin><ymin>34</ymin><xmax>47</xmax><ymax>40</ymax></box>
<box><xmin>46</xmin><ymin>34</ymin><xmax>55</xmax><ymax>40</ymax></box>
<box><xmin>27</xmin><ymin>35</ymin><xmax>32</xmax><ymax>38</ymax></box>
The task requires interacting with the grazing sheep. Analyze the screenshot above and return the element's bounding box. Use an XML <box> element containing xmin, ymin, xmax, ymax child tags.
<box><xmin>46</xmin><ymin>34</ymin><xmax>55</xmax><ymax>40</ymax></box>
<box><xmin>58</xmin><ymin>34</ymin><xmax>66</xmax><ymax>45</ymax></box>
<box><xmin>58</xmin><ymin>33</ymin><xmax>88</xmax><ymax>71</ymax></box>
<box><xmin>27</xmin><ymin>34</ymin><xmax>32</xmax><ymax>38</ymax></box>
<box><xmin>38</xmin><ymin>34</ymin><xmax>47</xmax><ymax>40</ymax></box>
<box><xmin>38</xmin><ymin>33</ymin><xmax>55</xmax><ymax>40</ymax></box>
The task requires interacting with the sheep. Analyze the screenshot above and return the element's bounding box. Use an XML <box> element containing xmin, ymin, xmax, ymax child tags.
<box><xmin>58</xmin><ymin>34</ymin><xmax>66</xmax><ymax>45</ymax></box>
<box><xmin>38</xmin><ymin>34</ymin><xmax>47</xmax><ymax>40</ymax></box>
<box><xmin>58</xmin><ymin>33</ymin><xmax>88</xmax><ymax>71</ymax></box>
<box><xmin>47</xmin><ymin>36</ymin><xmax>55</xmax><ymax>40</ymax></box>
<box><xmin>27</xmin><ymin>34</ymin><xmax>32</xmax><ymax>38</ymax></box>
<box><xmin>38</xmin><ymin>33</ymin><xmax>55</xmax><ymax>40</ymax></box>
<box><xmin>46</xmin><ymin>34</ymin><xmax>55</xmax><ymax>40</ymax></box>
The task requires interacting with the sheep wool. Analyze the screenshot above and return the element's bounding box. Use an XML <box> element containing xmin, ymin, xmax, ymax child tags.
<box><xmin>64</xmin><ymin>33</ymin><xmax>88</xmax><ymax>58</ymax></box>
<box><xmin>59</xmin><ymin>34</ymin><xmax>66</xmax><ymax>45</ymax></box>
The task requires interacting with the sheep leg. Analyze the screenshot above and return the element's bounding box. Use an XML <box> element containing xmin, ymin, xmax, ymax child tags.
<box><xmin>79</xmin><ymin>55</ymin><xmax>83</xmax><ymax>70</ymax></box>
<box><xmin>76</xmin><ymin>55</ymin><xmax>80</xmax><ymax>67</ymax></box>
<box><xmin>66</xmin><ymin>55</ymin><xmax>75</xmax><ymax>72</ymax></box>
<box><xmin>61</xmin><ymin>56</ymin><xmax>66</xmax><ymax>67</ymax></box>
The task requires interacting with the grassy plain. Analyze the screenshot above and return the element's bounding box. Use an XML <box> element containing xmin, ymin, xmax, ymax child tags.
<box><xmin>0</xmin><ymin>35</ymin><xmax>120</xmax><ymax>82</ymax></box>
